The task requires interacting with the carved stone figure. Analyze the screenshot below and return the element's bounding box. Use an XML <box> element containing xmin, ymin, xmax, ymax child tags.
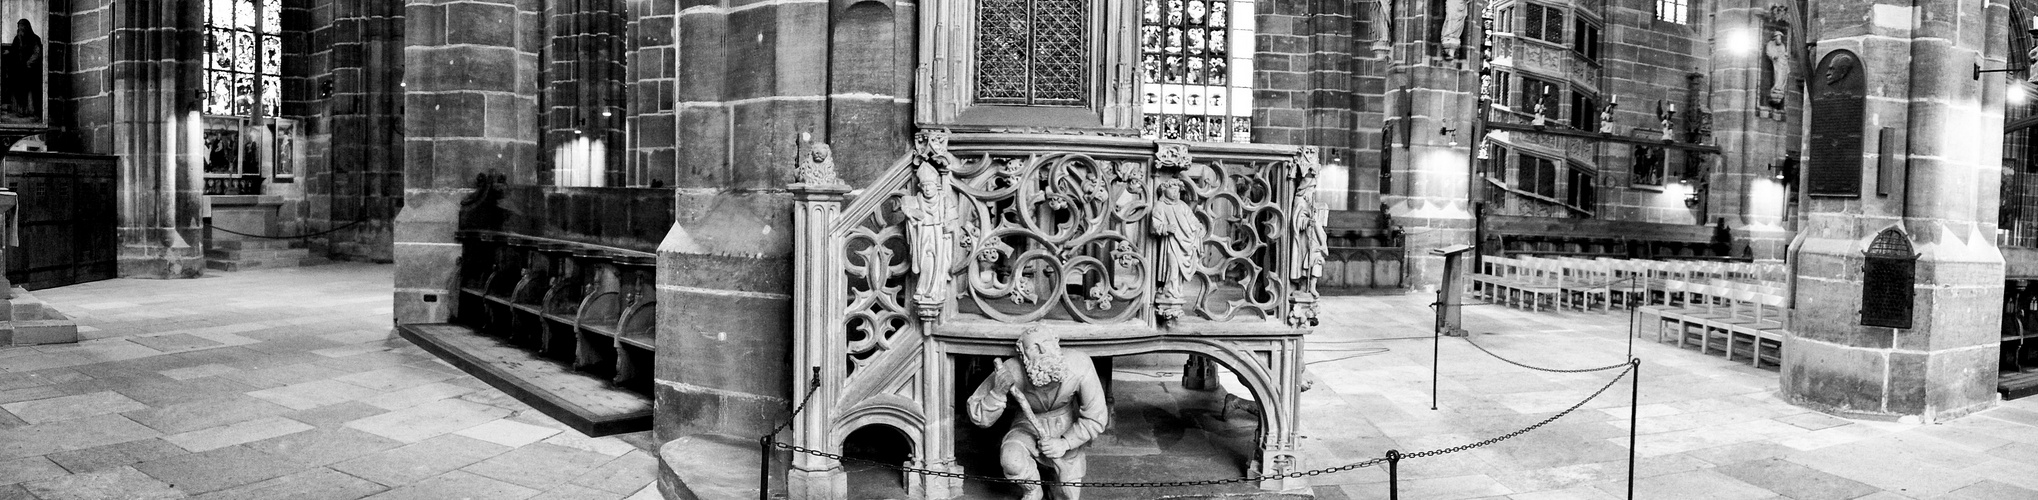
<box><xmin>1289</xmin><ymin>149</ymin><xmax>1327</xmax><ymax>327</ymax></box>
<box><xmin>2</xmin><ymin>19</ymin><xmax>44</xmax><ymax>119</ymax></box>
<box><xmin>1598</xmin><ymin>99</ymin><xmax>1618</xmax><ymax>134</ymax></box>
<box><xmin>1657</xmin><ymin>102</ymin><xmax>1677</xmax><ymax>142</ymax></box>
<box><xmin>903</xmin><ymin>161</ymin><xmax>959</xmax><ymax>320</ymax></box>
<box><xmin>1763</xmin><ymin>30</ymin><xmax>1792</xmax><ymax>108</ymax></box>
<box><xmin>793</xmin><ymin>132</ymin><xmax>844</xmax><ymax>188</ymax></box>
<box><xmin>1441</xmin><ymin>0</ymin><xmax>1470</xmax><ymax>54</ymax></box>
<box><xmin>1151</xmin><ymin>177</ymin><xmax>1206</xmax><ymax>319</ymax></box>
<box><xmin>967</xmin><ymin>327</ymin><xmax>1108</xmax><ymax>500</ymax></box>
<box><xmin>1531</xmin><ymin>90</ymin><xmax>1550</xmax><ymax>128</ymax></box>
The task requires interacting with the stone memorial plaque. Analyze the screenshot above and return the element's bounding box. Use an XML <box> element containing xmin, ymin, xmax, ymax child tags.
<box><xmin>1861</xmin><ymin>228</ymin><xmax>1914</xmax><ymax>329</ymax></box>
<box><xmin>1808</xmin><ymin>50</ymin><xmax>1864</xmax><ymax>197</ymax></box>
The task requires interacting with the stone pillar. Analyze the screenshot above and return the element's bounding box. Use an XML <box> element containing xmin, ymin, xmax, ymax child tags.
<box><xmin>1708</xmin><ymin>0</ymin><xmax>1797</xmax><ymax>260</ymax></box>
<box><xmin>111</xmin><ymin>0</ymin><xmax>205</xmax><ymax>279</ymax></box>
<box><xmin>314</xmin><ymin>1</ymin><xmax>404</xmax><ymax>262</ymax></box>
<box><xmin>1382</xmin><ymin>0</ymin><xmax>1479</xmax><ymax>290</ymax></box>
<box><xmin>394</xmin><ymin>0</ymin><xmax>541</xmax><ymax>324</ymax></box>
<box><xmin>785</xmin><ymin>180</ymin><xmax>846</xmax><ymax>500</ymax></box>
<box><xmin>1784</xmin><ymin>0</ymin><xmax>2006</xmax><ymax>423</ymax></box>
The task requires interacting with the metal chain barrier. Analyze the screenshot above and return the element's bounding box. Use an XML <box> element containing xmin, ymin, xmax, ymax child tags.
<box><xmin>1404</xmin><ymin>361</ymin><xmax>1634</xmax><ymax>459</ymax></box>
<box><xmin>758</xmin><ymin>360</ymin><xmax>1637</xmax><ymax>488</ymax></box>
<box><xmin>1461</xmin><ymin>337</ymin><xmax>1633</xmax><ymax>373</ymax></box>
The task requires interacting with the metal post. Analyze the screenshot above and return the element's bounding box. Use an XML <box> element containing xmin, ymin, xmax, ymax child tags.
<box><xmin>758</xmin><ymin>432</ymin><xmax>770</xmax><ymax>500</ymax></box>
<box><xmin>1432</xmin><ymin>316</ymin><xmax>1440</xmax><ymax>411</ymax></box>
<box><xmin>1627</xmin><ymin>358</ymin><xmax>1641</xmax><ymax>500</ymax></box>
<box><xmin>1386</xmin><ymin>449</ymin><xmax>1402</xmax><ymax>500</ymax></box>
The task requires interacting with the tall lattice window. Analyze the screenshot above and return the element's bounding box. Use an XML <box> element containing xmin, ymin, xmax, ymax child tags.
<box><xmin>203</xmin><ymin>0</ymin><xmax>281</xmax><ymax>117</ymax></box>
<box><xmin>1655</xmin><ymin>0</ymin><xmax>1688</xmax><ymax>24</ymax></box>
<box><xmin>977</xmin><ymin>0</ymin><xmax>1091</xmax><ymax>106</ymax></box>
<box><xmin>1139</xmin><ymin>0</ymin><xmax>1254</xmax><ymax>142</ymax></box>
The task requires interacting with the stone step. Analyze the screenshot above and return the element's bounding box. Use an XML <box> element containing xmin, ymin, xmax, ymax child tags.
<box><xmin>5</xmin><ymin>319</ymin><xmax>79</xmax><ymax>346</ymax></box>
<box><xmin>659</xmin><ymin>433</ymin><xmax>760</xmax><ymax>500</ymax></box>
<box><xmin>206</xmin><ymin>257</ymin><xmax>305</xmax><ymax>272</ymax></box>
<box><xmin>206</xmin><ymin>247</ymin><xmax>311</xmax><ymax>260</ymax></box>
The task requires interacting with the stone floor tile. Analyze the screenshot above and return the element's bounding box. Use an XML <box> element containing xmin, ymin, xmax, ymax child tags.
<box><xmin>45</xmin><ymin>439</ymin><xmax>189</xmax><ymax>474</ymax></box>
<box><xmin>163</xmin><ymin>416</ymin><xmax>316</xmax><ymax>452</ymax></box>
<box><xmin>330</xmin><ymin>434</ymin><xmax>512</xmax><ymax>487</ymax></box>
<box><xmin>527</xmin><ymin>484</ymin><xmax>621</xmax><ymax>500</ymax></box>
<box><xmin>623</xmin><ymin>483</ymin><xmax>661</xmax><ymax>500</ymax></box>
<box><xmin>189</xmin><ymin>467</ymin><xmax>388</xmax><ymax>500</ymax></box>
<box><xmin>122</xmin><ymin>393</ymin><xmax>293</xmax><ymax>435</ymax></box>
<box><xmin>567</xmin><ymin>450</ymin><xmax>658</xmax><ymax>495</ymax></box>
<box><xmin>241</xmin><ymin>428</ymin><xmax>404</xmax><ymax>467</ymax></box>
<box><xmin>218</xmin><ymin>362</ymin><xmax>350</xmax><ymax>390</ymax></box>
<box><xmin>456</xmin><ymin>419</ymin><xmax>563</xmax><ymax>448</ymax></box>
<box><xmin>0</xmin><ymin>484</ymin><xmax>30</xmax><ymax>500</ymax></box>
<box><xmin>1937</xmin><ymin>480</ymin><xmax>2038</xmax><ymax>500</ymax></box>
<box><xmin>1594</xmin><ymin>469</ymin><xmax>1775</xmax><ymax>500</ymax></box>
<box><xmin>357</xmin><ymin>381</ymin><xmax>476</xmax><ymax>410</ymax></box>
<box><xmin>0</xmin><ymin>457</ymin><xmax>68</xmax><ymax>486</ymax></box>
<box><xmin>0</xmin><ymin>408</ymin><xmax>25</xmax><ymax>431</ymax></box>
<box><xmin>0</xmin><ymin>391</ymin><xmax>148</xmax><ymax>424</ymax></box>
<box><xmin>0</xmin><ymin>386</ymin><xmax>63</xmax><ymax>406</ymax></box>
<box><xmin>21</xmin><ymin>466</ymin><xmax>182</xmax><ymax>500</ymax></box>
<box><xmin>1713</xmin><ymin>457</ymin><xmax>1877</xmax><ymax>500</ymax></box>
<box><xmin>246</xmin><ymin>379</ymin><xmax>383</xmax><ymax>410</ymax></box>
<box><xmin>333</xmin><ymin>366</ymin><xmax>458</xmax><ymax>392</ymax></box>
<box><xmin>156</xmin><ymin>364</ymin><xmax>240</xmax><ymax>381</ymax></box>
<box><xmin>542</xmin><ymin>431</ymin><xmax>643</xmax><ymax>458</ymax></box>
<box><xmin>321</xmin><ymin>330</ymin><xmax>395</xmax><ymax>345</ymax></box>
<box><xmin>1504</xmin><ymin>485</ymin><xmax>1625</xmax><ymax>500</ymax></box>
<box><xmin>133</xmin><ymin>445</ymin><xmax>311</xmax><ymax>495</ymax></box>
<box><xmin>461</xmin><ymin>442</ymin><xmax>615</xmax><ymax>491</ymax></box>
<box><xmin>281</xmin><ymin>401</ymin><xmax>390</xmax><ymax>429</ymax></box>
<box><xmin>361</xmin><ymin>470</ymin><xmax>539</xmax><ymax>500</ymax></box>
<box><xmin>343</xmin><ymin>398</ymin><xmax>511</xmax><ymax>443</ymax></box>
<box><xmin>129</xmin><ymin>334</ymin><xmax>224</xmax><ymax>353</ymax></box>
<box><xmin>0</xmin><ymin>414</ymin><xmax>162</xmax><ymax>461</ymax></box>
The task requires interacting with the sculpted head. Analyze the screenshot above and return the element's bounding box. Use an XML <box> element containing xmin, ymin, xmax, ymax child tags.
<box><xmin>1158</xmin><ymin>178</ymin><xmax>1186</xmax><ymax>201</ymax></box>
<box><xmin>1016</xmin><ymin>326</ymin><xmax>1066</xmax><ymax>387</ymax></box>
<box><xmin>914</xmin><ymin>163</ymin><xmax>941</xmax><ymax>198</ymax></box>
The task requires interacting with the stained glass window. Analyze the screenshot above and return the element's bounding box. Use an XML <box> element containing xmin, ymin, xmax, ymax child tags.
<box><xmin>1655</xmin><ymin>0</ymin><xmax>1688</xmax><ymax>25</ymax></box>
<box><xmin>976</xmin><ymin>0</ymin><xmax>1091</xmax><ymax>106</ymax></box>
<box><xmin>1139</xmin><ymin>0</ymin><xmax>1254</xmax><ymax>142</ymax></box>
<box><xmin>204</xmin><ymin>0</ymin><xmax>282</xmax><ymax>117</ymax></box>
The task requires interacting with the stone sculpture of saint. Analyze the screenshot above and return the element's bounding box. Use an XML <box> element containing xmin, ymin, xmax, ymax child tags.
<box><xmin>1763</xmin><ymin>30</ymin><xmax>1791</xmax><ymax>108</ymax></box>
<box><xmin>1598</xmin><ymin>99</ymin><xmax>1618</xmax><ymax>134</ymax></box>
<box><xmin>1441</xmin><ymin>0</ymin><xmax>1470</xmax><ymax>54</ymax></box>
<box><xmin>902</xmin><ymin>162</ymin><xmax>959</xmax><ymax>312</ymax></box>
<box><xmin>1150</xmin><ymin>178</ymin><xmax>1206</xmax><ymax>309</ymax></box>
<box><xmin>3</xmin><ymin>19</ymin><xmax>44</xmax><ymax>117</ymax></box>
<box><xmin>967</xmin><ymin>327</ymin><xmax>1108</xmax><ymax>500</ymax></box>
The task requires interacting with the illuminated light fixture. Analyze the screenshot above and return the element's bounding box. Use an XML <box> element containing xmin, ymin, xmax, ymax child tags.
<box><xmin>2013</xmin><ymin>83</ymin><xmax>2030</xmax><ymax>106</ymax></box>
<box><xmin>1440</xmin><ymin>121</ymin><xmax>1460</xmax><ymax>146</ymax></box>
<box><xmin>1723</xmin><ymin>29</ymin><xmax>1760</xmax><ymax>57</ymax></box>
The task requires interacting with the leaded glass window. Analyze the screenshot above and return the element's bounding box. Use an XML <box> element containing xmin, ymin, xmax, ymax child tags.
<box><xmin>204</xmin><ymin>0</ymin><xmax>281</xmax><ymax>117</ymax></box>
<box><xmin>1655</xmin><ymin>0</ymin><xmax>1688</xmax><ymax>24</ymax></box>
<box><xmin>1139</xmin><ymin>0</ymin><xmax>1255</xmax><ymax>142</ymax></box>
<box><xmin>977</xmin><ymin>0</ymin><xmax>1091</xmax><ymax>106</ymax></box>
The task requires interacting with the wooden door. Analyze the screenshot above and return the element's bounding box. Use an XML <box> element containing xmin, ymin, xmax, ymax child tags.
<box><xmin>4</xmin><ymin>153</ymin><xmax>118</xmax><ymax>290</ymax></box>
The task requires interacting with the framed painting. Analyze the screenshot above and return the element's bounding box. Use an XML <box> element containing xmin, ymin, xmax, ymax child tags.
<box><xmin>0</xmin><ymin>0</ymin><xmax>46</xmax><ymax>129</ymax></box>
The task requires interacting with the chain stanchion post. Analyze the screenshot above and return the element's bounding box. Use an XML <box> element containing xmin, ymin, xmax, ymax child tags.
<box><xmin>1432</xmin><ymin>313</ymin><xmax>1441</xmax><ymax>411</ymax></box>
<box><xmin>760</xmin><ymin>434</ymin><xmax>773</xmax><ymax>500</ymax></box>
<box><xmin>1386</xmin><ymin>449</ymin><xmax>1402</xmax><ymax>500</ymax></box>
<box><xmin>1627</xmin><ymin>358</ymin><xmax>1640</xmax><ymax>500</ymax></box>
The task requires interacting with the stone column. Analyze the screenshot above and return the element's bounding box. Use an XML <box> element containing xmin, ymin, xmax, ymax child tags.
<box><xmin>1708</xmin><ymin>0</ymin><xmax>1797</xmax><ymax>260</ymax></box>
<box><xmin>394</xmin><ymin>0</ymin><xmax>541</xmax><ymax>323</ymax></box>
<box><xmin>111</xmin><ymin>0</ymin><xmax>205</xmax><ymax>278</ymax></box>
<box><xmin>1784</xmin><ymin>0</ymin><xmax>2006</xmax><ymax>423</ymax></box>
<box><xmin>1382</xmin><ymin>0</ymin><xmax>1480</xmax><ymax>290</ymax></box>
<box><xmin>314</xmin><ymin>1</ymin><xmax>404</xmax><ymax>262</ymax></box>
<box><xmin>786</xmin><ymin>180</ymin><xmax>846</xmax><ymax>500</ymax></box>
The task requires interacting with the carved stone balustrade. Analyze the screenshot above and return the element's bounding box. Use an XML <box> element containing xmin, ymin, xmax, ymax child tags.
<box><xmin>783</xmin><ymin>132</ymin><xmax>1326</xmax><ymax>499</ymax></box>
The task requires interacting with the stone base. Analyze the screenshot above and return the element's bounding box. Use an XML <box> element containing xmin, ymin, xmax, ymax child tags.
<box><xmin>658</xmin><ymin>432</ymin><xmax>765</xmax><ymax>500</ymax></box>
<box><xmin>118</xmin><ymin>246</ymin><xmax>206</xmax><ymax>279</ymax></box>
<box><xmin>1</xmin><ymin>288</ymin><xmax>80</xmax><ymax>346</ymax></box>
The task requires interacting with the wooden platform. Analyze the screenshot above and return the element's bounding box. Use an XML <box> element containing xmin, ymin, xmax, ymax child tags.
<box><xmin>2003</xmin><ymin>370</ymin><xmax>2038</xmax><ymax>401</ymax></box>
<box><xmin>397</xmin><ymin>323</ymin><xmax>652</xmax><ymax>436</ymax></box>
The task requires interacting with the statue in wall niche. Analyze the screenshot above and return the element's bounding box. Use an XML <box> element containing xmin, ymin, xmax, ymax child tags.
<box><xmin>1441</xmin><ymin>0</ymin><xmax>1471</xmax><ymax>55</ymax></box>
<box><xmin>1763</xmin><ymin>30</ymin><xmax>1793</xmax><ymax>108</ymax></box>
<box><xmin>903</xmin><ymin>160</ymin><xmax>959</xmax><ymax>320</ymax></box>
<box><xmin>967</xmin><ymin>326</ymin><xmax>1108</xmax><ymax>500</ymax></box>
<box><xmin>1598</xmin><ymin>98</ymin><xmax>1618</xmax><ymax>134</ymax></box>
<box><xmin>1151</xmin><ymin>177</ymin><xmax>1206</xmax><ymax>320</ymax></box>
<box><xmin>1656</xmin><ymin>101</ymin><xmax>1678</xmax><ymax>142</ymax></box>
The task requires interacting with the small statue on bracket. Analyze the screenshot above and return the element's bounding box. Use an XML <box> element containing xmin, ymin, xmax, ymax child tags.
<box><xmin>1598</xmin><ymin>96</ymin><xmax>1619</xmax><ymax>135</ymax></box>
<box><xmin>1657</xmin><ymin>101</ymin><xmax>1678</xmax><ymax>142</ymax></box>
<box><xmin>1150</xmin><ymin>177</ymin><xmax>1206</xmax><ymax>321</ymax></box>
<box><xmin>967</xmin><ymin>327</ymin><xmax>1109</xmax><ymax>500</ymax></box>
<box><xmin>902</xmin><ymin>154</ymin><xmax>959</xmax><ymax>323</ymax></box>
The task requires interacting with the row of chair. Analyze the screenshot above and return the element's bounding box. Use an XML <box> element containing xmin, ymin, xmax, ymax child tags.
<box><xmin>1472</xmin><ymin>256</ymin><xmax>1786</xmax><ymax>313</ymax></box>
<box><xmin>1634</xmin><ymin>279</ymin><xmax>1788</xmax><ymax>368</ymax></box>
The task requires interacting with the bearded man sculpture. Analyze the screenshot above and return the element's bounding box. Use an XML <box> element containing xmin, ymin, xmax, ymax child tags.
<box><xmin>967</xmin><ymin>327</ymin><xmax>1109</xmax><ymax>500</ymax></box>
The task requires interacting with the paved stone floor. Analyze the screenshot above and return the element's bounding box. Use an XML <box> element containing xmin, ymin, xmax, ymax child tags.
<box><xmin>0</xmin><ymin>264</ymin><xmax>660</xmax><ymax>500</ymax></box>
<box><xmin>7</xmin><ymin>265</ymin><xmax>2038</xmax><ymax>499</ymax></box>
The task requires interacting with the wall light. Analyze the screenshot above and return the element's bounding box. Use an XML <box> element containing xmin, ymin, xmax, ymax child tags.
<box><xmin>1723</xmin><ymin>29</ymin><xmax>1760</xmax><ymax>57</ymax></box>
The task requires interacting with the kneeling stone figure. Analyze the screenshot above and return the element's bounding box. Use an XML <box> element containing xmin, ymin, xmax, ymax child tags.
<box><xmin>967</xmin><ymin>327</ymin><xmax>1109</xmax><ymax>500</ymax></box>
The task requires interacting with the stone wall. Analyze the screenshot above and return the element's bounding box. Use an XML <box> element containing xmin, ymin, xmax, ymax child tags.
<box><xmin>302</xmin><ymin>0</ymin><xmax>404</xmax><ymax>262</ymax></box>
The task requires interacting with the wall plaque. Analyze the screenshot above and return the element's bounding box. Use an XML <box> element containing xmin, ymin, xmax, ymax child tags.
<box><xmin>0</xmin><ymin>0</ymin><xmax>47</xmax><ymax>130</ymax></box>
<box><xmin>1807</xmin><ymin>50</ymin><xmax>1865</xmax><ymax>197</ymax></box>
<box><xmin>1861</xmin><ymin>228</ymin><xmax>1915</xmax><ymax>329</ymax></box>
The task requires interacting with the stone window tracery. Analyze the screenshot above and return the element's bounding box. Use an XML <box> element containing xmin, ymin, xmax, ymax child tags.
<box><xmin>203</xmin><ymin>0</ymin><xmax>282</xmax><ymax>117</ymax></box>
<box><xmin>1139</xmin><ymin>0</ymin><xmax>1254</xmax><ymax>142</ymax></box>
<box><xmin>977</xmin><ymin>0</ymin><xmax>1092</xmax><ymax>106</ymax></box>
